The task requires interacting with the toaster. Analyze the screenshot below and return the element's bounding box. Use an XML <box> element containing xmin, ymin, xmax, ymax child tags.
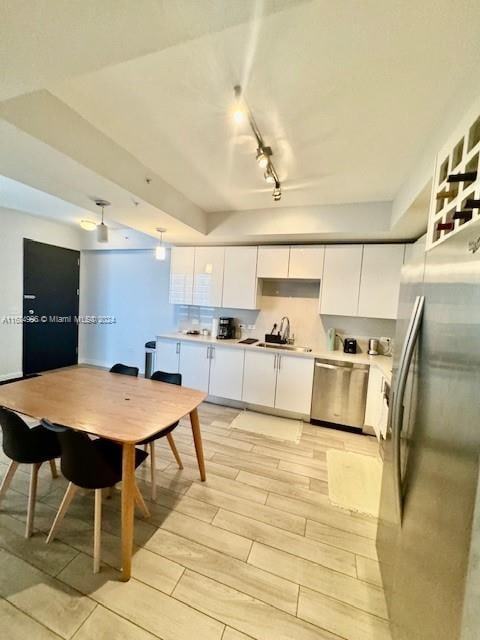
<box><xmin>343</xmin><ymin>338</ymin><xmax>357</xmax><ymax>354</ymax></box>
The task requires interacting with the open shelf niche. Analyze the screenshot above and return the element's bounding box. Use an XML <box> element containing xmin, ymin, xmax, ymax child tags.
<box><xmin>427</xmin><ymin>106</ymin><xmax>480</xmax><ymax>250</ymax></box>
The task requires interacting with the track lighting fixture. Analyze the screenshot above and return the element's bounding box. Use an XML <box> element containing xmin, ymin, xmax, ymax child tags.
<box><xmin>256</xmin><ymin>148</ymin><xmax>270</xmax><ymax>169</ymax></box>
<box><xmin>233</xmin><ymin>85</ymin><xmax>282</xmax><ymax>202</ymax></box>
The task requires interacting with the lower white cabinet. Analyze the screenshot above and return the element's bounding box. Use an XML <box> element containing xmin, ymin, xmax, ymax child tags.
<box><xmin>364</xmin><ymin>365</ymin><xmax>388</xmax><ymax>439</ymax></box>
<box><xmin>242</xmin><ymin>350</ymin><xmax>277</xmax><ymax>408</ymax></box>
<box><xmin>242</xmin><ymin>349</ymin><xmax>314</xmax><ymax>414</ymax></box>
<box><xmin>157</xmin><ymin>337</ymin><xmax>315</xmax><ymax>416</ymax></box>
<box><xmin>209</xmin><ymin>346</ymin><xmax>245</xmax><ymax>401</ymax></box>
<box><xmin>178</xmin><ymin>342</ymin><xmax>211</xmax><ymax>392</ymax></box>
<box><xmin>155</xmin><ymin>338</ymin><xmax>180</xmax><ymax>373</ymax></box>
<box><xmin>275</xmin><ymin>355</ymin><xmax>314</xmax><ymax>414</ymax></box>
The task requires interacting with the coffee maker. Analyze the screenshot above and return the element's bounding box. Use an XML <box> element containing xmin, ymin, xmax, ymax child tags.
<box><xmin>217</xmin><ymin>317</ymin><xmax>236</xmax><ymax>339</ymax></box>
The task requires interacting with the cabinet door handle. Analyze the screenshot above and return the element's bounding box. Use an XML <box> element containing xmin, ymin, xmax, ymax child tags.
<box><xmin>210</xmin><ymin>346</ymin><xmax>215</xmax><ymax>359</ymax></box>
<box><xmin>273</xmin><ymin>354</ymin><xmax>277</xmax><ymax>369</ymax></box>
<box><xmin>206</xmin><ymin>346</ymin><xmax>210</xmax><ymax>359</ymax></box>
<box><xmin>278</xmin><ymin>355</ymin><xmax>281</xmax><ymax>370</ymax></box>
<box><xmin>176</xmin><ymin>342</ymin><xmax>180</xmax><ymax>354</ymax></box>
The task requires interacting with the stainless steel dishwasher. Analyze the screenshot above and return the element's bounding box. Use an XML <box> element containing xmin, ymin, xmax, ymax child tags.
<box><xmin>310</xmin><ymin>358</ymin><xmax>369</xmax><ymax>429</ymax></box>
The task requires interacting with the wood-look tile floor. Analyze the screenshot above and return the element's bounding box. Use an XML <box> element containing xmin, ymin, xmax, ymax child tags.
<box><xmin>0</xmin><ymin>403</ymin><xmax>390</xmax><ymax>640</ymax></box>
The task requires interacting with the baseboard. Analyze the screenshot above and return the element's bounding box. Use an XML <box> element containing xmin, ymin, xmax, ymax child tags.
<box><xmin>0</xmin><ymin>371</ymin><xmax>23</xmax><ymax>383</ymax></box>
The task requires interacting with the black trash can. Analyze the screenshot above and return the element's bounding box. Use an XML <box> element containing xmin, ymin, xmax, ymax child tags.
<box><xmin>144</xmin><ymin>341</ymin><xmax>156</xmax><ymax>379</ymax></box>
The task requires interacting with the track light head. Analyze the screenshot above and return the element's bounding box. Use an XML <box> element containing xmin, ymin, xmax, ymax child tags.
<box><xmin>256</xmin><ymin>148</ymin><xmax>270</xmax><ymax>169</ymax></box>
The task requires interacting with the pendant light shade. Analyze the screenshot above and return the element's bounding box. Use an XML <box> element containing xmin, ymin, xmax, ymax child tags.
<box><xmin>155</xmin><ymin>245</ymin><xmax>166</xmax><ymax>261</ymax></box>
<box><xmin>95</xmin><ymin>199</ymin><xmax>110</xmax><ymax>243</ymax></box>
<box><xmin>155</xmin><ymin>227</ymin><xmax>167</xmax><ymax>261</ymax></box>
<box><xmin>97</xmin><ymin>222</ymin><xmax>109</xmax><ymax>243</ymax></box>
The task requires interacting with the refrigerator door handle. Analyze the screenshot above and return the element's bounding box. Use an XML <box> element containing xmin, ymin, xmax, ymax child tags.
<box><xmin>391</xmin><ymin>295</ymin><xmax>425</xmax><ymax>522</ymax></box>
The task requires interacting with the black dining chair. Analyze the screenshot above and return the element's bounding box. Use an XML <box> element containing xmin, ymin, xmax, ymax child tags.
<box><xmin>0</xmin><ymin>406</ymin><xmax>61</xmax><ymax>538</ymax></box>
<box><xmin>138</xmin><ymin>371</ymin><xmax>184</xmax><ymax>501</ymax></box>
<box><xmin>42</xmin><ymin>421</ymin><xmax>149</xmax><ymax>573</ymax></box>
<box><xmin>110</xmin><ymin>363</ymin><xmax>139</xmax><ymax>377</ymax></box>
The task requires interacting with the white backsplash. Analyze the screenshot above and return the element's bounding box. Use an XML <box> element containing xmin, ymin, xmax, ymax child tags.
<box><xmin>174</xmin><ymin>280</ymin><xmax>396</xmax><ymax>354</ymax></box>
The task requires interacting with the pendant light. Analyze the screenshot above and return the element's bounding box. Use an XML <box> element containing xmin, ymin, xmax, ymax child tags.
<box><xmin>155</xmin><ymin>227</ymin><xmax>167</xmax><ymax>260</ymax></box>
<box><xmin>95</xmin><ymin>199</ymin><xmax>110</xmax><ymax>243</ymax></box>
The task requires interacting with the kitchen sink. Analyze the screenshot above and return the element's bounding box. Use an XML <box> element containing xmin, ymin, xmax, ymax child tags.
<box><xmin>256</xmin><ymin>342</ymin><xmax>312</xmax><ymax>353</ymax></box>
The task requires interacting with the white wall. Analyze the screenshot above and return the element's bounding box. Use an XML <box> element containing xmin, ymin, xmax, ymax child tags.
<box><xmin>0</xmin><ymin>207</ymin><xmax>82</xmax><ymax>380</ymax></box>
<box><xmin>79</xmin><ymin>249</ymin><xmax>176</xmax><ymax>371</ymax></box>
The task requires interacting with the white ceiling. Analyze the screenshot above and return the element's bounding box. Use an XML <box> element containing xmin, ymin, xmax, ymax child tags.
<box><xmin>50</xmin><ymin>0</ymin><xmax>480</xmax><ymax>213</ymax></box>
<box><xmin>1</xmin><ymin>0</ymin><xmax>480</xmax><ymax>243</ymax></box>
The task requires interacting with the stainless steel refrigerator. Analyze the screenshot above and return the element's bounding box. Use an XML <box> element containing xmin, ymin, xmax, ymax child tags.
<box><xmin>377</xmin><ymin>221</ymin><xmax>480</xmax><ymax>640</ymax></box>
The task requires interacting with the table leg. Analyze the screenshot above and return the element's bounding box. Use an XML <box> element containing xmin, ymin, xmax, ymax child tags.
<box><xmin>121</xmin><ymin>443</ymin><xmax>136</xmax><ymax>581</ymax></box>
<box><xmin>189</xmin><ymin>407</ymin><xmax>206</xmax><ymax>481</ymax></box>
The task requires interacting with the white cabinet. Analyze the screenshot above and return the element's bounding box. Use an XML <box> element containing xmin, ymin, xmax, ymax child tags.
<box><xmin>288</xmin><ymin>245</ymin><xmax>325</xmax><ymax>279</ymax></box>
<box><xmin>178</xmin><ymin>341</ymin><xmax>210</xmax><ymax>392</ymax></box>
<box><xmin>242</xmin><ymin>349</ymin><xmax>314</xmax><ymax>415</ymax></box>
<box><xmin>155</xmin><ymin>338</ymin><xmax>180</xmax><ymax>373</ymax></box>
<box><xmin>275</xmin><ymin>355</ymin><xmax>314</xmax><ymax>414</ymax></box>
<box><xmin>169</xmin><ymin>247</ymin><xmax>194</xmax><ymax>305</ymax></box>
<box><xmin>364</xmin><ymin>366</ymin><xmax>388</xmax><ymax>440</ymax></box>
<box><xmin>257</xmin><ymin>246</ymin><xmax>290</xmax><ymax>278</ymax></box>
<box><xmin>209</xmin><ymin>345</ymin><xmax>245</xmax><ymax>401</ymax></box>
<box><xmin>193</xmin><ymin>247</ymin><xmax>225</xmax><ymax>307</ymax></box>
<box><xmin>358</xmin><ymin>244</ymin><xmax>405</xmax><ymax>319</ymax></box>
<box><xmin>242</xmin><ymin>349</ymin><xmax>277</xmax><ymax>407</ymax></box>
<box><xmin>320</xmin><ymin>245</ymin><xmax>363</xmax><ymax>316</ymax></box>
<box><xmin>222</xmin><ymin>246</ymin><xmax>261</xmax><ymax>310</ymax></box>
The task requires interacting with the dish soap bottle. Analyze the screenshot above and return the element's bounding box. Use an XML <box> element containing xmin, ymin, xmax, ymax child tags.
<box><xmin>327</xmin><ymin>328</ymin><xmax>336</xmax><ymax>351</ymax></box>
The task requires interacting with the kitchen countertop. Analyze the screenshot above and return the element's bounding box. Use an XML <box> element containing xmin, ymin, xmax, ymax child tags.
<box><xmin>157</xmin><ymin>332</ymin><xmax>393</xmax><ymax>382</ymax></box>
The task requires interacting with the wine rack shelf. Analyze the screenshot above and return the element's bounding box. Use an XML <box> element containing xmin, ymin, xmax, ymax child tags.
<box><xmin>427</xmin><ymin>107</ymin><xmax>480</xmax><ymax>250</ymax></box>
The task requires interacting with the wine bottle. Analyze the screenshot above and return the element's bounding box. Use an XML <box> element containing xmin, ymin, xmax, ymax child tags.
<box><xmin>465</xmin><ymin>199</ymin><xmax>480</xmax><ymax>208</ymax></box>
<box><xmin>437</xmin><ymin>222</ymin><xmax>455</xmax><ymax>231</ymax></box>
<box><xmin>447</xmin><ymin>171</ymin><xmax>477</xmax><ymax>183</ymax></box>
<box><xmin>436</xmin><ymin>188</ymin><xmax>458</xmax><ymax>199</ymax></box>
<box><xmin>452</xmin><ymin>211</ymin><xmax>473</xmax><ymax>221</ymax></box>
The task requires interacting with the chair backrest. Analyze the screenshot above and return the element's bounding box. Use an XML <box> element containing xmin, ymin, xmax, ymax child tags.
<box><xmin>151</xmin><ymin>370</ymin><xmax>182</xmax><ymax>386</ymax></box>
<box><xmin>0</xmin><ymin>406</ymin><xmax>34</xmax><ymax>462</ymax></box>
<box><xmin>110</xmin><ymin>363</ymin><xmax>139</xmax><ymax>377</ymax></box>
<box><xmin>40</xmin><ymin>419</ymin><xmax>119</xmax><ymax>489</ymax></box>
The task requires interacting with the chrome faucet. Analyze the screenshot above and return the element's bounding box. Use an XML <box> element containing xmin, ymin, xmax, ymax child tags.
<box><xmin>279</xmin><ymin>316</ymin><xmax>292</xmax><ymax>344</ymax></box>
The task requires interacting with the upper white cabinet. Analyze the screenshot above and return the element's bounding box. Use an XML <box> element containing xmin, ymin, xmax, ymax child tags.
<box><xmin>169</xmin><ymin>247</ymin><xmax>194</xmax><ymax>305</ymax></box>
<box><xmin>209</xmin><ymin>345</ymin><xmax>244</xmax><ymax>401</ymax></box>
<box><xmin>275</xmin><ymin>355</ymin><xmax>314</xmax><ymax>414</ymax></box>
<box><xmin>288</xmin><ymin>245</ymin><xmax>325</xmax><ymax>279</ymax></box>
<box><xmin>320</xmin><ymin>245</ymin><xmax>363</xmax><ymax>316</ymax></box>
<box><xmin>257</xmin><ymin>246</ymin><xmax>290</xmax><ymax>278</ymax></box>
<box><xmin>193</xmin><ymin>247</ymin><xmax>225</xmax><ymax>307</ymax></box>
<box><xmin>222</xmin><ymin>246</ymin><xmax>261</xmax><ymax>310</ymax></box>
<box><xmin>358</xmin><ymin>244</ymin><xmax>405</xmax><ymax>319</ymax></box>
<box><xmin>178</xmin><ymin>341</ymin><xmax>210</xmax><ymax>392</ymax></box>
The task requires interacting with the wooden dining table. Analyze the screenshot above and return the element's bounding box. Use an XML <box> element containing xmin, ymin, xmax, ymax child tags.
<box><xmin>0</xmin><ymin>366</ymin><xmax>207</xmax><ymax>580</ymax></box>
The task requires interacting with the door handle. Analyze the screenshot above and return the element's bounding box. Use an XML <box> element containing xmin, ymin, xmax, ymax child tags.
<box><xmin>391</xmin><ymin>295</ymin><xmax>425</xmax><ymax>523</ymax></box>
<box><xmin>24</xmin><ymin>294</ymin><xmax>36</xmax><ymax>300</ymax></box>
<box><xmin>315</xmin><ymin>362</ymin><xmax>337</xmax><ymax>370</ymax></box>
